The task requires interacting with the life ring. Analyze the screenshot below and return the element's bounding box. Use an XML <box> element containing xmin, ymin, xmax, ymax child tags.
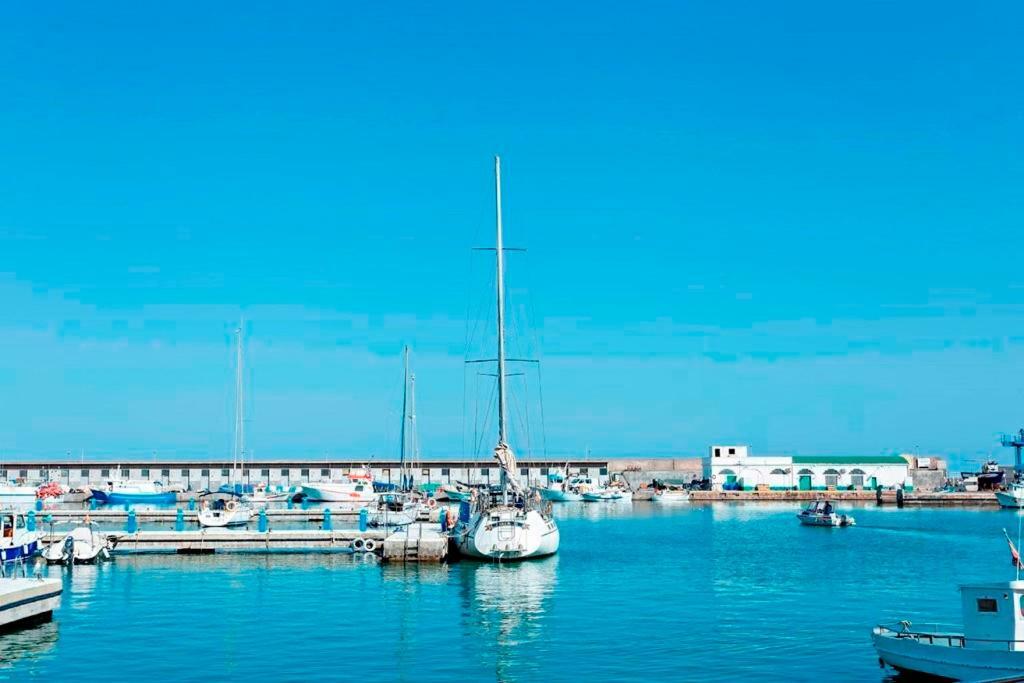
<box><xmin>351</xmin><ymin>537</ymin><xmax>365</xmax><ymax>552</ymax></box>
<box><xmin>427</xmin><ymin>498</ymin><xmax>437</xmax><ymax>509</ymax></box>
<box><xmin>363</xmin><ymin>539</ymin><xmax>377</xmax><ymax>552</ymax></box>
<box><xmin>226</xmin><ymin>500</ymin><xmax>238</xmax><ymax>512</ymax></box>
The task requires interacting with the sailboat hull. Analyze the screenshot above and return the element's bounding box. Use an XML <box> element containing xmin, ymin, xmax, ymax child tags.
<box><xmin>455</xmin><ymin>507</ymin><xmax>559</xmax><ymax>561</ymax></box>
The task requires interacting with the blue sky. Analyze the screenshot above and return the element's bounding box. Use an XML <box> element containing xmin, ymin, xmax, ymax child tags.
<box><xmin>1</xmin><ymin>2</ymin><xmax>1022</xmax><ymax>467</ymax></box>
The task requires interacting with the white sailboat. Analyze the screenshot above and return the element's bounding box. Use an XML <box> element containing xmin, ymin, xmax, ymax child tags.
<box><xmin>203</xmin><ymin>322</ymin><xmax>255</xmax><ymax>527</ymax></box>
<box><xmin>452</xmin><ymin>156</ymin><xmax>560</xmax><ymax>561</ymax></box>
<box><xmin>368</xmin><ymin>346</ymin><xmax>427</xmax><ymax>527</ymax></box>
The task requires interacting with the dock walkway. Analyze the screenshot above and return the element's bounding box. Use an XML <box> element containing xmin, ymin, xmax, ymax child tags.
<box><xmin>0</xmin><ymin>578</ymin><xmax>62</xmax><ymax>632</ymax></box>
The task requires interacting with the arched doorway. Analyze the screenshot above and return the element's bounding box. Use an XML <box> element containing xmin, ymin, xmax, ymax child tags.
<box><xmin>797</xmin><ymin>469</ymin><xmax>813</xmax><ymax>491</ymax></box>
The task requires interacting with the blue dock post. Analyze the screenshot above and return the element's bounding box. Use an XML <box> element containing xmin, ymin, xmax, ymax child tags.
<box><xmin>26</xmin><ymin>510</ymin><xmax>36</xmax><ymax>532</ymax></box>
<box><xmin>323</xmin><ymin>508</ymin><xmax>332</xmax><ymax>531</ymax></box>
<box><xmin>126</xmin><ymin>509</ymin><xmax>138</xmax><ymax>534</ymax></box>
<box><xmin>258</xmin><ymin>508</ymin><xmax>268</xmax><ymax>533</ymax></box>
<box><xmin>188</xmin><ymin>498</ymin><xmax>196</xmax><ymax>511</ymax></box>
<box><xmin>287</xmin><ymin>497</ymin><xmax>294</xmax><ymax>510</ymax></box>
<box><xmin>301</xmin><ymin>497</ymin><xmax>309</xmax><ymax>511</ymax></box>
<box><xmin>175</xmin><ymin>508</ymin><xmax>184</xmax><ymax>532</ymax></box>
<box><xmin>89</xmin><ymin>497</ymin><xmax>97</xmax><ymax>510</ymax></box>
<box><xmin>34</xmin><ymin>498</ymin><xmax>42</xmax><ymax>512</ymax></box>
<box><xmin>359</xmin><ymin>508</ymin><xmax>368</xmax><ymax>532</ymax></box>
<box><xmin>123</xmin><ymin>501</ymin><xmax>130</xmax><ymax>512</ymax></box>
<box><xmin>440</xmin><ymin>508</ymin><xmax>448</xmax><ymax>532</ymax></box>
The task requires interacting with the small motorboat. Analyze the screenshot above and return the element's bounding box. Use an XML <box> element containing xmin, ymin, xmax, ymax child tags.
<box><xmin>535</xmin><ymin>470</ymin><xmax>596</xmax><ymax>503</ymax></box>
<box><xmin>42</xmin><ymin>525</ymin><xmax>113</xmax><ymax>564</ymax></box>
<box><xmin>873</xmin><ymin>579</ymin><xmax>1024</xmax><ymax>680</ymax></box>
<box><xmin>652</xmin><ymin>486</ymin><xmax>689</xmax><ymax>504</ymax></box>
<box><xmin>996</xmin><ymin>482</ymin><xmax>1024</xmax><ymax>509</ymax></box>
<box><xmin>197</xmin><ymin>500</ymin><xmax>254</xmax><ymax>528</ymax></box>
<box><xmin>796</xmin><ymin>500</ymin><xmax>855</xmax><ymax>527</ymax></box>
<box><xmin>581</xmin><ymin>489</ymin><xmax>626</xmax><ymax>505</ymax></box>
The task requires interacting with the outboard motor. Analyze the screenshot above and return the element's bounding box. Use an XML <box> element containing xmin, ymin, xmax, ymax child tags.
<box><xmin>62</xmin><ymin>535</ymin><xmax>75</xmax><ymax>566</ymax></box>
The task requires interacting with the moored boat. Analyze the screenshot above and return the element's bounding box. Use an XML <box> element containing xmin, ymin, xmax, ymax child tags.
<box><xmin>42</xmin><ymin>525</ymin><xmax>113</xmax><ymax>564</ymax></box>
<box><xmin>536</xmin><ymin>471</ymin><xmax>595</xmax><ymax>502</ymax></box>
<box><xmin>451</xmin><ymin>157</ymin><xmax>559</xmax><ymax>562</ymax></box>
<box><xmin>197</xmin><ymin>500</ymin><xmax>254</xmax><ymax>528</ymax></box>
<box><xmin>300</xmin><ymin>468</ymin><xmax>377</xmax><ymax>506</ymax></box>
<box><xmin>996</xmin><ymin>482</ymin><xmax>1024</xmax><ymax>509</ymax></box>
<box><xmin>873</xmin><ymin>576</ymin><xmax>1024</xmax><ymax>680</ymax></box>
<box><xmin>89</xmin><ymin>480</ymin><xmax>177</xmax><ymax>506</ymax></box>
<box><xmin>582</xmin><ymin>488</ymin><xmax>626</xmax><ymax>502</ymax></box>
<box><xmin>652</xmin><ymin>486</ymin><xmax>689</xmax><ymax>504</ymax></box>
<box><xmin>0</xmin><ymin>510</ymin><xmax>41</xmax><ymax>565</ymax></box>
<box><xmin>796</xmin><ymin>500</ymin><xmax>855</xmax><ymax>527</ymax></box>
<box><xmin>0</xmin><ymin>484</ymin><xmax>37</xmax><ymax>506</ymax></box>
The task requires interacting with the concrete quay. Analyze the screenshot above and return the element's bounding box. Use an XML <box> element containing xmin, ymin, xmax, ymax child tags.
<box><xmin>41</xmin><ymin>528</ymin><xmax>390</xmax><ymax>554</ymax></box>
<box><xmin>689</xmin><ymin>490</ymin><xmax>999</xmax><ymax>506</ymax></box>
<box><xmin>382</xmin><ymin>523</ymin><xmax>448</xmax><ymax>563</ymax></box>
<box><xmin>0</xmin><ymin>578</ymin><xmax>62</xmax><ymax>632</ymax></box>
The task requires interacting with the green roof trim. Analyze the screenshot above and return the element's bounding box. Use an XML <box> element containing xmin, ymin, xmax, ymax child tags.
<box><xmin>791</xmin><ymin>455</ymin><xmax>908</xmax><ymax>465</ymax></box>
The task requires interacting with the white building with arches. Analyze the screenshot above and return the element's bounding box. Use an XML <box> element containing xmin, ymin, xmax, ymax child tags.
<box><xmin>703</xmin><ymin>445</ymin><xmax>912</xmax><ymax>491</ymax></box>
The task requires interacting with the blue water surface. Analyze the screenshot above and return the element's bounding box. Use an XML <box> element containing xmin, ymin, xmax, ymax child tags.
<box><xmin>0</xmin><ymin>503</ymin><xmax>1018</xmax><ymax>681</ymax></box>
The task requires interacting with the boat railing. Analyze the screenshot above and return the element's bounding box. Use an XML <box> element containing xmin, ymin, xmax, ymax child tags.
<box><xmin>876</xmin><ymin>622</ymin><xmax>1024</xmax><ymax>651</ymax></box>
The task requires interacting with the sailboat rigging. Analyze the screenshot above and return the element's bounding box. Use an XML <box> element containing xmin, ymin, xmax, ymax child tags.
<box><xmin>452</xmin><ymin>156</ymin><xmax>560</xmax><ymax>561</ymax></box>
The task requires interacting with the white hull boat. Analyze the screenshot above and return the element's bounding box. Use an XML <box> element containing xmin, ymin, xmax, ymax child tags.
<box><xmin>996</xmin><ymin>484</ymin><xmax>1024</xmax><ymax>509</ymax></box>
<box><xmin>43</xmin><ymin>526</ymin><xmax>112</xmax><ymax>564</ymax></box>
<box><xmin>873</xmin><ymin>578</ymin><xmax>1024</xmax><ymax>681</ymax></box>
<box><xmin>0</xmin><ymin>485</ymin><xmax>37</xmax><ymax>506</ymax></box>
<box><xmin>652</xmin><ymin>489</ymin><xmax>689</xmax><ymax>504</ymax></box>
<box><xmin>538</xmin><ymin>488</ymin><xmax>583</xmax><ymax>502</ymax></box>
<box><xmin>451</xmin><ymin>157</ymin><xmax>560</xmax><ymax>563</ymax></box>
<box><xmin>581</xmin><ymin>489</ymin><xmax>626</xmax><ymax>502</ymax></box>
<box><xmin>300</xmin><ymin>481</ymin><xmax>377</xmax><ymax>505</ymax></box>
<box><xmin>456</xmin><ymin>504</ymin><xmax>560</xmax><ymax>561</ymax></box>
<box><xmin>796</xmin><ymin>500</ymin><xmax>855</xmax><ymax>527</ymax></box>
<box><xmin>197</xmin><ymin>502</ymin><xmax>254</xmax><ymax>528</ymax></box>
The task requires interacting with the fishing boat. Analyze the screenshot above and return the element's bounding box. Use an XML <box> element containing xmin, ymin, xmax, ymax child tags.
<box><xmin>872</xmin><ymin>533</ymin><xmax>1024</xmax><ymax>680</ymax></box>
<box><xmin>996</xmin><ymin>482</ymin><xmax>1024</xmax><ymax>509</ymax></box>
<box><xmin>300</xmin><ymin>466</ymin><xmax>377</xmax><ymax>506</ymax></box>
<box><xmin>440</xmin><ymin>483</ymin><xmax>479</xmax><ymax>503</ymax></box>
<box><xmin>451</xmin><ymin>157</ymin><xmax>560</xmax><ymax>562</ymax></box>
<box><xmin>42</xmin><ymin>524</ymin><xmax>112</xmax><ymax>564</ymax></box>
<box><xmin>536</xmin><ymin>470</ymin><xmax>595</xmax><ymax>502</ymax></box>
<box><xmin>243</xmin><ymin>483</ymin><xmax>294</xmax><ymax>504</ymax></box>
<box><xmin>796</xmin><ymin>500</ymin><xmax>855</xmax><ymax>527</ymax></box>
<box><xmin>0</xmin><ymin>510</ymin><xmax>41</xmax><ymax>565</ymax></box>
<box><xmin>197</xmin><ymin>499</ymin><xmax>253</xmax><ymax>528</ymax></box>
<box><xmin>0</xmin><ymin>484</ymin><xmax>37</xmax><ymax>506</ymax></box>
<box><xmin>89</xmin><ymin>480</ymin><xmax>177</xmax><ymax>506</ymax></box>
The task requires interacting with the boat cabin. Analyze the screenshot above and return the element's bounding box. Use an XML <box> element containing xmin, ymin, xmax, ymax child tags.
<box><xmin>803</xmin><ymin>500</ymin><xmax>836</xmax><ymax>514</ymax></box>
<box><xmin>0</xmin><ymin>512</ymin><xmax>26</xmax><ymax>541</ymax></box>
<box><xmin>960</xmin><ymin>581</ymin><xmax>1024</xmax><ymax>650</ymax></box>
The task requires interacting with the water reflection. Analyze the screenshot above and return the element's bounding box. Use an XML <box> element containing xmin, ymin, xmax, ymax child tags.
<box><xmin>457</xmin><ymin>558</ymin><xmax>558</xmax><ymax>681</ymax></box>
<box><xmin>0</xmin><ymin>620</ymin><xmax>58</xmax><ymax>669</ymax></box>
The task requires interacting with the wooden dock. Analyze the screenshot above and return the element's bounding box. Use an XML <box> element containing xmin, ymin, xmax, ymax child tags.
<box><xmin>0</xmin><ymin>578</ymin><xmax>62</xmax><ymax>632</ymax></box>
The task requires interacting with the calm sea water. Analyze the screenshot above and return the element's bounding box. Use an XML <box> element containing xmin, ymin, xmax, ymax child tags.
<box><xmin>0</xmin><ymin>503</ymin><xmax>1018</xmax><ymax>681</ymax></box>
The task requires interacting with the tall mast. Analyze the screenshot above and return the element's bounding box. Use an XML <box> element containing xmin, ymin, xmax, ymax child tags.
<box><xmin>399</xmin><ymin>345</ymin><xmax>409</xmax><ymax>490</ymax></box>
<box><xmin>495</xmin><ymin>156</ymin><xmax>508</xmax><ymax>448</ymax></box>
<box><xmin>234</xmin><ymin>320</ymin><xmax>245</xmax><ymax>483</ymax></box>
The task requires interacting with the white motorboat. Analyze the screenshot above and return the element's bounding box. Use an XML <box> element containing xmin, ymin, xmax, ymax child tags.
<box><xmin>451</xmin><ymin>157</ymin><xmax>560</xmax><ymax>562</ymax></box>
<box><xmin>0</xmin><ymin>484</ymin><xmax>38</xmax><ymax>506</ymax></box>
<box><xmin>243</xmin><ymin>483</ymin><xmax>294</xmax><ymax>504</ymax></box>
<box><xmin>873</xmin><ymin>579</ymin><xmax>1024</xmax><ymax>680</ymax></box>
<box><xmin>581</xmin><ymin>488</ymin><xmax>626</xmax><ymax>502</ymax></box>
<box><xmin>197</xmin><ymin>500</ymin><xmax>254</xmax><ymax>528</ymax></box>
<box><xmin>301</xmin><ymin>466</ymin><xmax>377</xmax><ymax>506</ymax></box>
<box><xmin>796</xmin><ymin>500</ymin><xmax>855</xmax><ymax>527</ymax></box>
<box><xmin>42</xmin><ymin>525</ymin><xmax>112</xmax><ymax>564</ymax></box>
<box><xmin>652</xmin><ymin>487</ymin><xmax>689</xmax><ymax>504</ymax></box>
<box><xmin>996</xmin><ymin>483</ymin><xmax>1024</xmax><ymax>509</ymax></box>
